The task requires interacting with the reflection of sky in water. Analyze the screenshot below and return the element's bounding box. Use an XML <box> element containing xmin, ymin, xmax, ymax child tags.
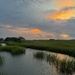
<box><xmin>0</xmin><ymin>48</ymin><xmax>75</xmax><ymax>75</ymax></box>
<box><xmin>1</xmin><ymin>43</ymin><xmax>6</xmax><ymax>46</ymax></box>
<box><xmin>41</xmin><ymin>50</ymin><xmax>75</xmax><ymax>60</ymax></box>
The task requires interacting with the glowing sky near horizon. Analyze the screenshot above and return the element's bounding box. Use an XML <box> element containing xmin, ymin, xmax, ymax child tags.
<box><xmin>0</xmin><ymin>0</ymin><xmax>75</xmax><ymax>39</ymax></box>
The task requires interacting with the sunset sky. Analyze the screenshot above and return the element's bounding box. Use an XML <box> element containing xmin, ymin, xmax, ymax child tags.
<box><xmin>0</xmin><ymin>0</ymin><xmax>75</xmax><ymax>39</ymax></box>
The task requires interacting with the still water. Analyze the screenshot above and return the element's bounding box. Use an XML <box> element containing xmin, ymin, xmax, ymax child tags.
<box><xmin>1</xmin><ymin>43</ymin><xmax>6</xmax><ymax>46</ymax></box>
<box><xmin>0</xmin><ymin>49</ymin><xmax>75</xmax><ymax>75</ymax></box>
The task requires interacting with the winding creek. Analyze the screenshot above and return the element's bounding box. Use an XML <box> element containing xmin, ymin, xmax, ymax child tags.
<box><xmin>0</xmin><ymin>48</ymin><xmax>75</xmax><ymax>75</ymax></box>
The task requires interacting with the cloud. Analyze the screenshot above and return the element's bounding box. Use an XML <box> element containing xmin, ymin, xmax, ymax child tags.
<box><xmin>0</xmin><ymin>0</ymin><xmax>75</xmax><ymax>39</ymax></box>
<box><xmin>46</xmin><ymin>6</ymin><xmax>75</xmax><ymax>20</ymax></box>
<box><xmin>31</xmin><ymin>29</ymin><xmax>42</xmax><ymax>34</ymax></box>
<box><xmin>8</xmin><ymin>27</ymin><xmax>42</xmax><ymax>34</ymax></box>
<box><xmin>7</xmin><ymin>26</ymin><xmax>70</xmax><ymax>39</ymax></box>
<box><xmin>0</xmin><ymin>24</ymin><xmax>12</xmax><ymax>29</ymax></box>
<box><xmin>8</xmin><ymin>27</ymin><xmax>31</xmax><ymax>34</ymax></box>
<box><xmin>45</xmin><ymin>0</ymin><xmax>75</xmax><ymax>20</ymax></box>
<box><xmin>55</xmin><ymin>0</ymin><xmax>75</xmax><ymax>8</ymax></box>
<box><xmin>60</xmin><ymin>34</ymin><xmax>69</xmax><ymax>39</ymax></box>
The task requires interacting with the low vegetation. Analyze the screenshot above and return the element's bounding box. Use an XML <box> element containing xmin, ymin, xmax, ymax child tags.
<box><xmin>33</xmin><ymin>52</ymin><xmax>45</xmax><ymax>60</ymax></box>
<box><xmin>47</xmin><ymin>54</ymin><xmax>57</xmax><ymax>64</ymax></box>
<box><xmin>0</xmin><ymin>46</ymin><xmax>25</xmax><ymax>55</ymax></box>
<box><xmin>58</xmin><ymin>59</ymin><xmax>75</xmax><ymax>74</ymax></box>
<box><xmin>5</xmin><ymin>40</ymin><xmax>75</xmax><ymax>57</ymax></box>
<box><xmin>0</xmin><ymin>56</ymin><xmax>3</xmax><ymax>65</ymax></box>
<box><xmin>47</xmin><ymin>54</ymin><xmax>75</xmax><ymax>75</ymax></box>
<box><xmin>33</xmin><ymin>52</ymin><xmax>75</xmax><ymax>75</ymax></box>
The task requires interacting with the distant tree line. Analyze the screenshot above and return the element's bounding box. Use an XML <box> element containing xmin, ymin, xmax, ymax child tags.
<box><xmin>0</xmin><ymin>38</ymin><xmax>4</xmax><ymax>41</ymax></box>
<box><xmin>0</xmin><ymin>36</ymin><xmax>25</xmax><ymax>42</ymax></box>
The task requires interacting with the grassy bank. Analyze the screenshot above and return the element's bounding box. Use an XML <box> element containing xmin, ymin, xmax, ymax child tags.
<box><xmin>0</xmin><ymin>46</ymin><xmax>25</xmax><ymax>55</ymax></box>
<box><xmin>5</xmin><ymin>40</ymin><xmax>75</xmax><ymax>57</ymax></box>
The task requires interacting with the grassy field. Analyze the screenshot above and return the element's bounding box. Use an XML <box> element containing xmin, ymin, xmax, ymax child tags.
<box><xmin>5</xmin><ymin>40</ymin><xmax>75</xmax><ymax>57</ymax></box>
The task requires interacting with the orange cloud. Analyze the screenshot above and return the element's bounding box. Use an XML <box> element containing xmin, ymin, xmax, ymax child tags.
<box><xmin>7</xmin><ymin>27</ymin><xmax>70</xmax><ymax>39</ymax></box>
<box><xmin>31</xmin><ymin>29</ymin><xmax>42</xmax><ymax>34</ymax></box>
<box><xmin>46</xmin><ymin>0</ymin><xmax>75</xmax><ymax>20</ymax></box>
<box><xmin>9</xmin><ymin>27</ymin><xmax>42</xmax><ymax>34</ymax></box>
<box><xmin>46</xmin><ymin>7</ymin><xmax>75</xmax><ymax>20</ymax></box>
<box><xmin>60</xmin><ymin>34</ymin><xmax>69</xmax><ymax>38</ymax></box>
<box><xmin>55</xmin><ymin>0</ymin><xmax>75</xmax><ymax>8</ymax></box>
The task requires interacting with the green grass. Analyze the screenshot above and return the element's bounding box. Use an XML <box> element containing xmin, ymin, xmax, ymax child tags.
<box><xmin>33</xmin><ymin>52</ymin><xmax>45</xmax><ymax>60</ymax></box>
<box><xmin>58</xmin><ymin>59</ymin><xmax>75</xmax><ymax>74</ymax></box>
<box><xmin>46</xmin><ymin>54</ymin><xmax>57</xmax><ymax>64</ymax></box>
<box><xmin>0</xmin><ymin>46</ymin><xmax>25</xmax><ymax>55</ymax></box>
<box><xmin>5</xmin><ymin>40</ymin><xmax>75</xmax><ymax>57</ymax></box>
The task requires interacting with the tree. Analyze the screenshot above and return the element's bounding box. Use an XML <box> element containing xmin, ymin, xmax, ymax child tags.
<box><xmin>5</xmin><ymin>36</ymin><xmax>25</xmax><ymax>42</ymax></box>
<box><xmin>0</xmin><ymin>38</ymin><xmax>4</xmax><ymax>41</ymax></box>
<box><xmin>18</xmin><ymin>36</ymin><xmax>25</xmax><ymax>41</ymax></box>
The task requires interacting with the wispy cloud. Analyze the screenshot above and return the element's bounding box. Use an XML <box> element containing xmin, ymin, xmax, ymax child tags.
<box><xmin>0</xmin><ymin>24</ymin><xmax>12</xmax><ymax>29</ymax></box>
<box><xmin>46</xmin><ymin>6</ymin><xmax>75</xmax><ymax>20</ymax></box>
<box><xmin>7</xmin><ymin>27</ymin><xmax>70</xmax><ymax>39</ymax></box>
<box><xmin>55</xmin><ymin>0</ymin><xmax>75</xmax><ymax>8</ymax></box>
<box><xmin>60</xmin><ymin>34</ymin><xmax>69</xmax><ymax>39</ymax></box>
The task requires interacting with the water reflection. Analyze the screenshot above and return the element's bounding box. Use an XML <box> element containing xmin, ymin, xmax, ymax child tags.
<box><xmin>0</xmin><ymin>49</ymin><xmax>75</xmax><ymax>75</ymax></box>
<box><xmin>1</xmin><ymin>43</ymin><xmax>6</xmax><ymax>46</ymax></box>
<box><xmin>33</xmin><ymin>51</ymin><xmax>75</xmax><ymax>75</ymax></box>
<box><xmin>0</xmin><ymin>56</ymin><xmax>3</xmax><ymax>66</ymax></box>
<box><xmin>33</xmin><ymin>52</ymin><xmax>45</xmax><ymax>60</ymax></box>
<box><xmin>0</xmin><ymin>56</ymin><xmax>5</xmax><ymax>75</ymax></box>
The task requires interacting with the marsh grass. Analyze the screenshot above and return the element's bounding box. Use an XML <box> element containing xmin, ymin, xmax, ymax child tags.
<box><xmin>0</xmin><ymin>46</ymin><xmax>25</xmax><ymax>55</ymax></box>
<box><xmin>33</xmin><ymin>52</ymin><xmax>45</xmax><ymax>60</ymax></box>
<box><xmin>33</xmin><ymin>51</ymin><xmax>75</xmax><ymax>75</ymax></box>
<box><xmin>0</xmin><ymin>56</ymin><xmax>3</xmax><ymax>65</ymax></box>
<box><xmin>46</xmin><ymin>54</ymin><xmax>75</xmax><ymax>75</ymax></box>
<box><xmin>11</xmin><ymin>46</ymin><xmax>25</xmax><ymax>54</ymax></box>
<box><xmin>58</xmin><ymin>59</ymin><xmax>75</xmax><ymax>75</ymax></box>
<box><xmin>6</xmin><ymin>40</ymin><xmax>75</xmax><ymax>57</ymax></box>
<box><xmin>46</xmin><ymin>54</ymin><xmax>57</xmax><ymax>64</ymax></box>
